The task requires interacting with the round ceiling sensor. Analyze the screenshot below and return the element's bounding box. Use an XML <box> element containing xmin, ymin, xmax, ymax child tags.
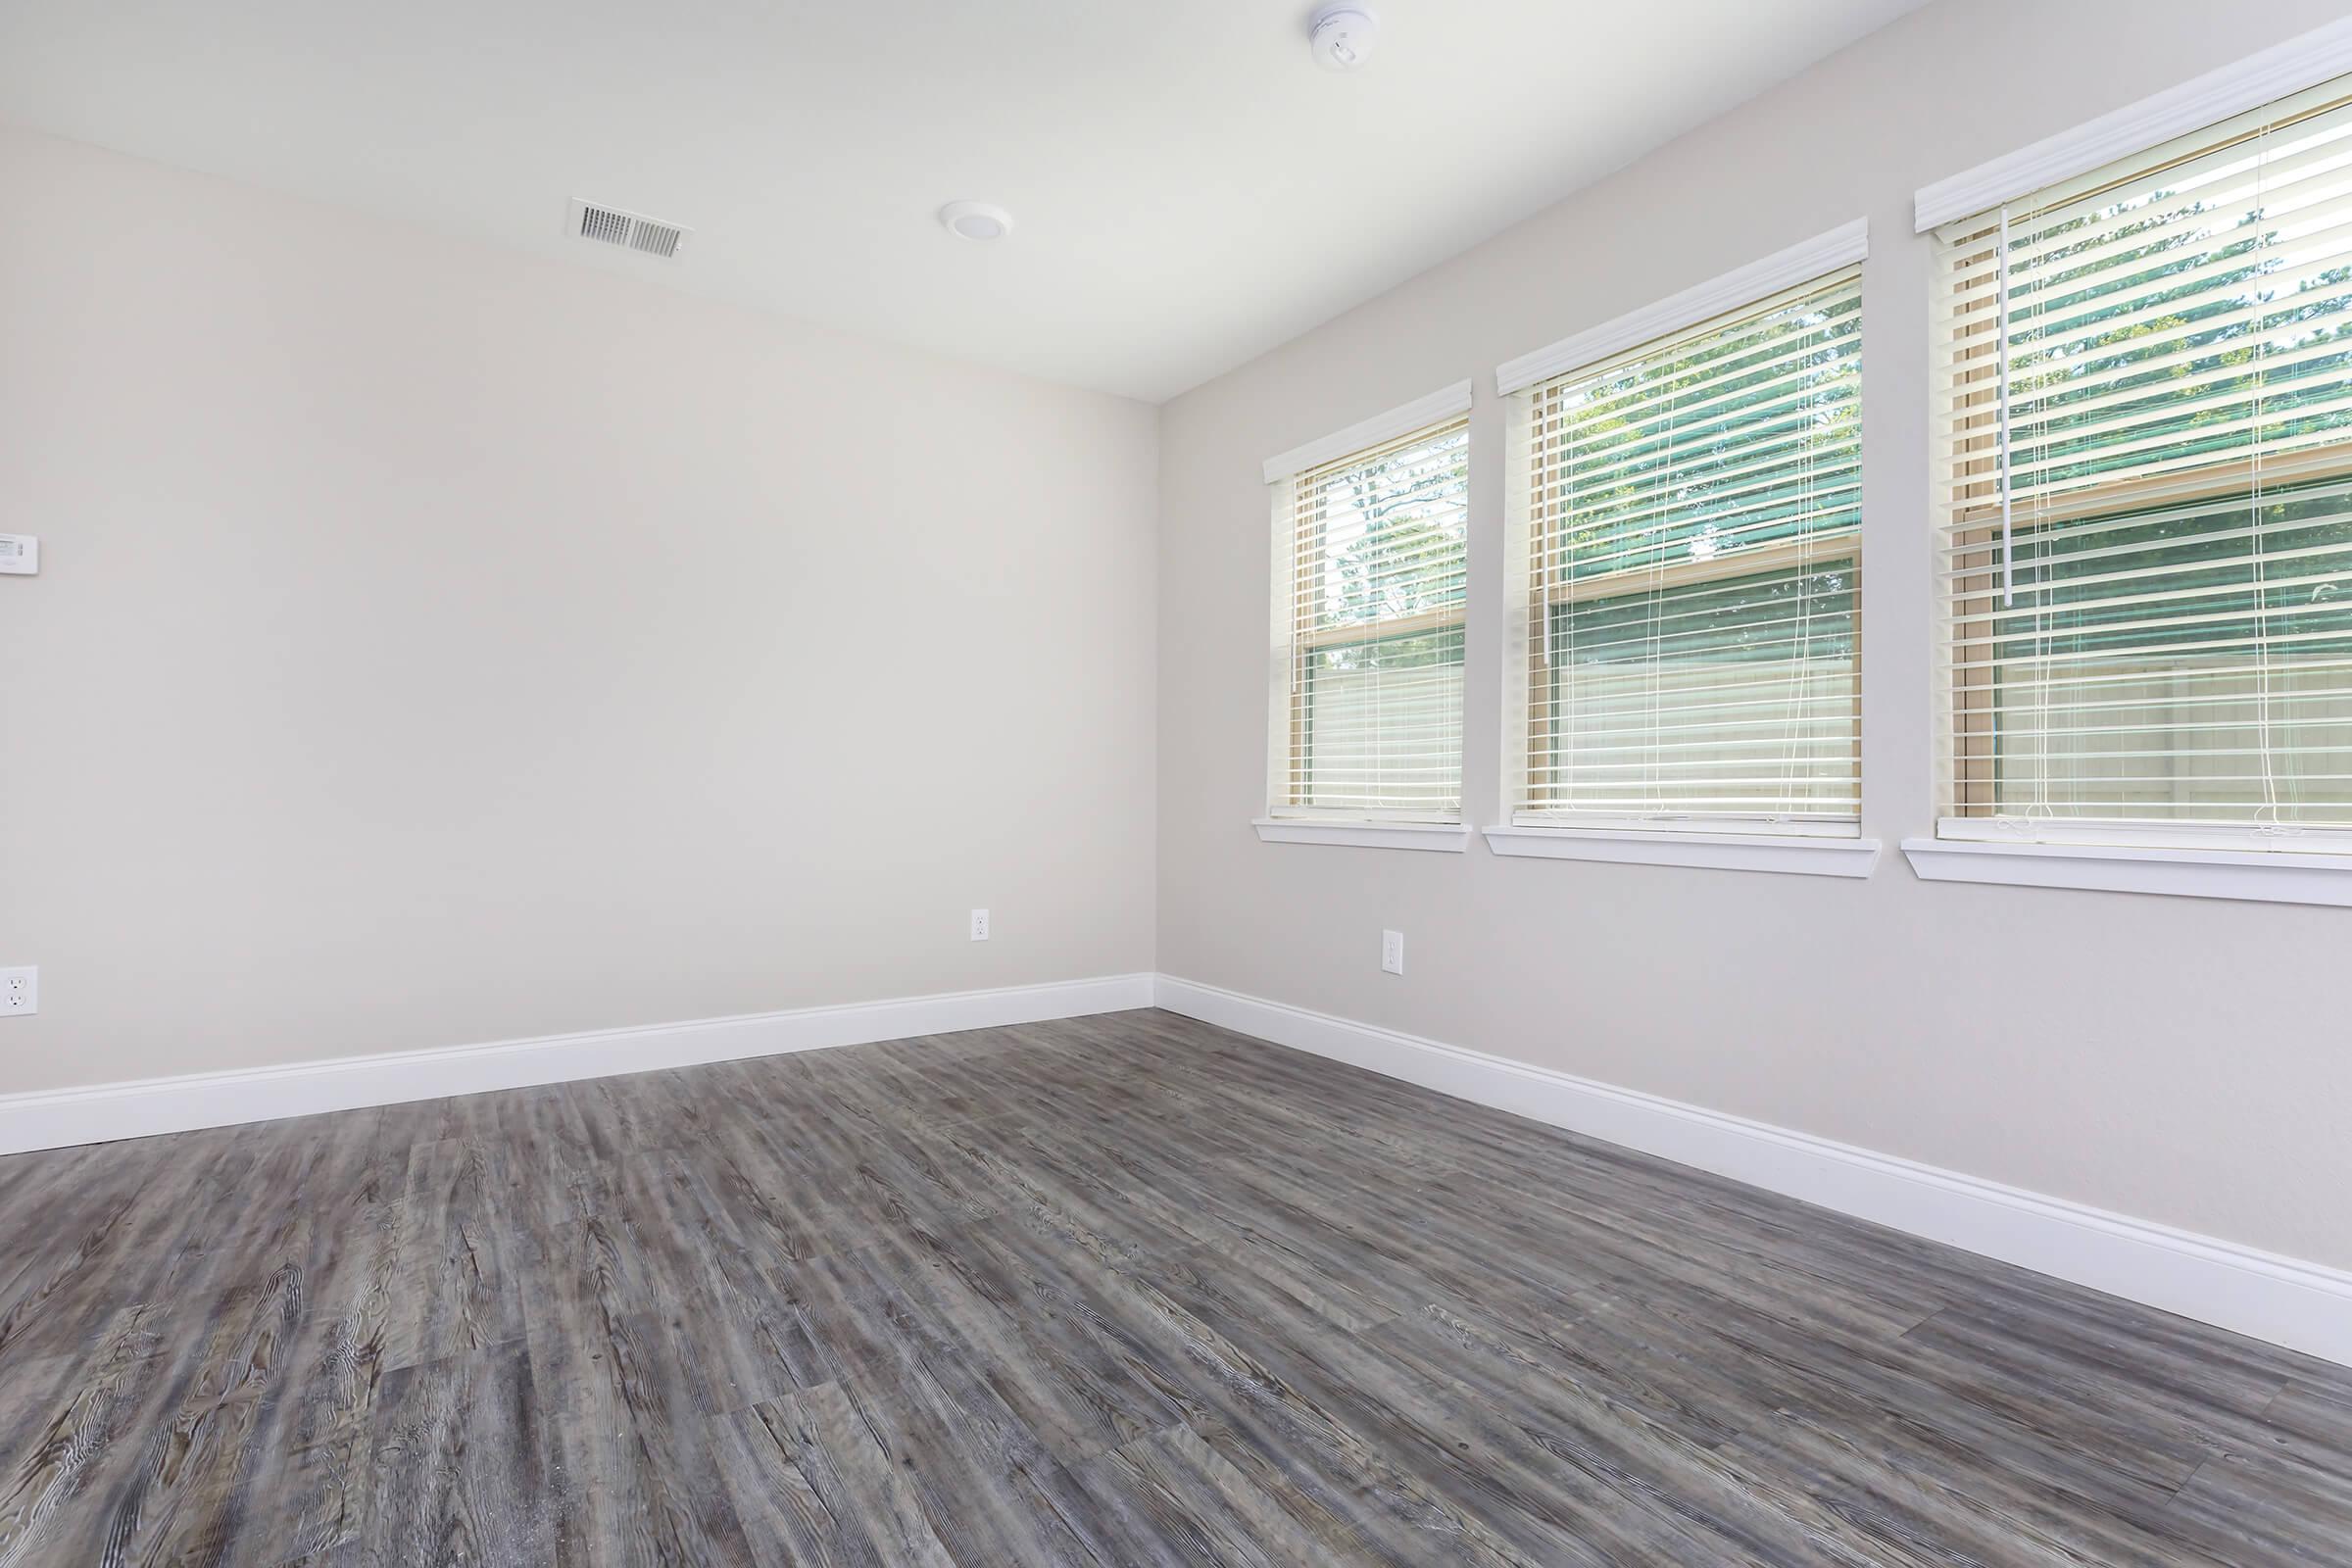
<box><xmin>939</xmin><ymin>201</ymin><xmax>1014</xmax><ymax>241</ymax></box>
<box><xmin>1308</xmin><ymin>4</ymin><xmax>1378</xmax><ymax>72</ymax></box>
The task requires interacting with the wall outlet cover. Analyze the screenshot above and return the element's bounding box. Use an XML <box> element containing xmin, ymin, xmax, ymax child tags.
<box><xmin>1381</xmin><ymin>930</ymin><xmax>1403</xmax><ymax>975</ymax></box>
<box><xmin>0</xmin><ymin>967</ymin><xmax>35</xmax><ymax>1015</ymax></box>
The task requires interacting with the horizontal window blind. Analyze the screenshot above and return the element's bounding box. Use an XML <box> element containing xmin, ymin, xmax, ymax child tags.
<box><xmin>1935</xmin><ymin>78</ymin><xmax>2352</xmax><ymax>846</ymax></box>
<box><xmin>1269</xmin><ymin>416</ymin><xmax>1468</xmax><ymax>818</ymax></box>
<box><xmin>1514</xmin><ymin>269</ymin><xmax>1862</xmax><ymax>829</ymax></box>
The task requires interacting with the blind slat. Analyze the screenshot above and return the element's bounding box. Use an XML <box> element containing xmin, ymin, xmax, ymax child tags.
<box><xmin>1273</xmin><ymin>415</ymin><xmax>1469</xmax><ymax>816</ymax></box>
<box><xmin>1936</xmin><ymin>82</ymin><xmax>2352</xmax><ymax>838</ymax></box>
<box><xmin>1515</xmin><ymin>268</ymin><xmax>1863</xmax><ymax>827</ymax></box>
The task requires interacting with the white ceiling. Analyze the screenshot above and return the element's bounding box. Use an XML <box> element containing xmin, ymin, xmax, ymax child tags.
<box><xmin>0</xmin><ymin>0</ymin><xmax>1926</xmax><ymax>402</ymax></box>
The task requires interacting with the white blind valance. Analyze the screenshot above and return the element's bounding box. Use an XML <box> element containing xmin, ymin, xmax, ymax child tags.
<box><xmin>1511</xmin><ymin>268</ymin><xmax>1863</xmax><ymax>830</ymax></box>
<box><xmin>1268</xmin><ymin>413</ymin><xmax>1469</xmax><ymax>819</ymax></box>
<box><xmin>1933</xmin><ymin>77</ymin><xmax>2352</xmax><ymax>846</ymax></box>
<box><xmin>1261</xmin><ymin>381</ymin><xmax>1472</xmax><ymax>486</ymax></box>
<box><xmin>1913</xmin><ymin>18</ymin><xmax>2352</xmax><ymax>232</ymax></box>
<box><xmin>1494</xmin><ymin>221</ymin><xmax>1866</xmax><ymax>399</ymax></box>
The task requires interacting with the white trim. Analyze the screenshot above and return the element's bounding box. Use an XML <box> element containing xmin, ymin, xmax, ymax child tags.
<box><xmin>1252</xmin><ymin>817</ymin><xmax>1469</xmax><ymax>853</ymax></box>
<box><xmin>1152</xmin><ymin>975</ymin><xmax>2352</xmax><ymax>1367</ymax></box>
<box><xmin>1936</xmin><ymin>815</ymin><xmax>2352</xmax><ymax>855</ymax></box>
<box><xmin>0</xmin><ymin>973</ymin><xmax>1154</xmax><ymax>1156</ymax></box>
<box><xmin>1484</xmin><ymin>824</ymin><xmax>1881</xmax><ymax>878</ymax></box>
<box><xmin>1260</xmin><ymin>380</ymin><xmax>1473</xmax><ymax>485</ymax></box>
<box><xmin>1902</xmin><ymin>835</ymin><xmax>2352</xmax><ymax>906</ymax></box>
<box><xmin>1508</xmin><ymin>812</ymin><xmax>1861</xmax><ymax>839</ymax></box>
<box><xmin>1913</xmin><ymin>18</ymin><xmax>2352</xmax><ymax>231</ymax></box>
<box><xmin>1494</xmin><ymin>220</ymin><xmax>1869</xmax><ymax>397</ymax></box>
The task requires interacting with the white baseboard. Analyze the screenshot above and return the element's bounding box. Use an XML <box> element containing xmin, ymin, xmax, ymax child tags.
<box><xmin>1152</xmin><ymin>975</ymin><xmax>2352</xmax><ymax>1368</ymax></box>
<box><xmin>13</xmin><ymin>966</ymin><xmax>2342</xmax><ymax>1367</ymax></box>
<box><xmin>0</xmin><ymin>973</ymin><xmax>1155</xmax><ymax>1156</ymax></box>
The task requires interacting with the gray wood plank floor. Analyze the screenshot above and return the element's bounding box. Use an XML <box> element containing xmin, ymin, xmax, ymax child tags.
<box><xmin>0</xmin><ymin>1007</ymin><xmax>2345</xmax><ymax>1565</ymax></box>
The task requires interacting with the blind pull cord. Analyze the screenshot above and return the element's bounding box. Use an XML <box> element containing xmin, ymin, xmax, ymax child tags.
<box><xmin>1544</xmin><ymin>403</ymin><xmax>1561</xmax><ymax>670</ymax></box>
<box><xmin>1996</xmin><ymin>205</ymin><xmax>2016</xmax><ymax>610</ymax></box>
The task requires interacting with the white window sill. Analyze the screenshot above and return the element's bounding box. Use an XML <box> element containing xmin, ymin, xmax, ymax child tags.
<box><xmin>1902</xmin><ymin>837</ymin><xmax>2352</xmax><ymax>906</ymax></box>
<box><xmin>1483</xmin><ymin>825</ymin><xmax>1882</xmax><ymax>878</ymax></box>
<box><xmin>1251</xmin><ymin>818</ymin><xmax>1469</xmax><ymax>853</ymax></box>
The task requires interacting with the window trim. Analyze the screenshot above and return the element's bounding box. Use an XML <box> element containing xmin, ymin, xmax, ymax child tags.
<box><xmin>1500</xmin><ymin>247</ymin><xmax>1869</xmax><ymax>836</ymax></box>
<box><xmin>1936</xmin><ymin>816</ymin><xmax>2352</xmax><ymax>856</ymax></box>
<box><xmin>1925</xmin><ymin>75</ymin><xmax>2352</xmax><ymax>856</ymax></box>
<box><xmin>1260</xmin><ymin>381</ymin><xmax>1472</xmax><ymax>486</ymax></box>
<box><xmin>1912</xmin><ymin>17</ymin><xmax>2352</xmax><ymax>232</ymax></box>
<box><xmin>1494</xmin><ymin>220</ymin><xmax>1868</xmax><ymax>397</ymax></box>
<box><xmin>1901</xmin><ymin>836</ymin><xmax>2352</xmax><ymax>907</ymax></box>
<box><xmin>1262</xmin><ymin>388</ymin><xmax>1473</xmax><ymax>828</ymax></box>
<box><xmin>1252</xmin><ymin>819</ymin><xmax>1471</xmax><ymax>853</ymax></box>
<box><xmin>1485</xmin><ymin>825</ymin><xmax>1882</xmax><ymax>878</ymax></box>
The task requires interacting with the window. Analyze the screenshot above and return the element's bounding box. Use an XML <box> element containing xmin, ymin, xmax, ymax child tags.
<box><xmin>1933</xmin><ymin>78</ymin><xmax>2352</xmax><ymax>852</ymax></box>
<box><xmin>1503</xmin><ymin>262</ymin><xmax>1863</xmax><ymax>835</ymax></box>
<box><xmin>1265</xmin><ymin>398</ymin><xmax>1469</xmax><ymax>822</ymax></box>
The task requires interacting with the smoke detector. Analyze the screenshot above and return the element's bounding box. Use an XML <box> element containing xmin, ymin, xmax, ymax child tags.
<box><xmin>938</xmin><ymin>201</ymin><xmax>1014</xmax><ymax>241</ymax></box>
<box><xmin>565</xmin><ymin>199</ymin><xmax>691</xmax><ymax>261</ymax></box>
<box><xmin>1309</xmin><ymin>5</ymin><xmax>1378</xmax><ymax>72</ymax></box>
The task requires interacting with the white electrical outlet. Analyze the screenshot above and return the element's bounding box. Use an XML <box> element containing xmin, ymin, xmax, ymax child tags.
<box><xmin>1381</xmin><ymin>930</ymin><xmax>1403</xmax><ymax>975</ymax></box>
<box><xmin>0</xmin><ymin>967</ymin><xmax>35</xmax><ymax>1015</ymax></box>
<box><xmin>0</xmin><ymin>535</ymin><xmax>35</xmax><ymax>575</ymax></box>
<box><xmin>969</xmin><ymin>908</ymin><xmax>990</xmax><ymax>942</ymax></box>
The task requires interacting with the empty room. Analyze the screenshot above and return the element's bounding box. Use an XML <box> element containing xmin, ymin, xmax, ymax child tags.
<box><xmin>4</xmin><ymin>0</ymin><xmax>2351</xmax><ymax>1561</ymax></box>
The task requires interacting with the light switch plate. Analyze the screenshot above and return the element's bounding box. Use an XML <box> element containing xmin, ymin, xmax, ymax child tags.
<box><xmin>0</xmin><ymin>535</ymin><xmax>35</xmax><ymax>575</ymax></box>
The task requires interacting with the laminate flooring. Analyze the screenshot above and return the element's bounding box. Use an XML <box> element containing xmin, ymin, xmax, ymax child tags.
<box><xmin>0</xmin><ymin>1007</ymin><xmax>2345</xmax><ymax>1565</ymax></box>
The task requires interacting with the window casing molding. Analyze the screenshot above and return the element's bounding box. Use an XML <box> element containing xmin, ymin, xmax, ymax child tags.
<box><xmin>1263</xmin><ymin>390</ymin><xmax>1472</xmax><ymax>834</ymax></box>
<box><xmin>1486</xmin><ymin>824</ymin><xmax>1882</xmax><ymax>878</ymax></box>
<box><xmin>1924</xmin><ymin>67</ymin><xmax>2352</xmax><ymax>868</ymax></box>
<box><xmin>1496</xmin><ymin>242</ymin><xmax>1868</xmax><ymax>855</ymax></box>
<box><xmin>1936</xmin><ymin>816</ymin><xmax>2352</xmax><ymax>856</ymax></box>
<box><xmin>1901</xmin><ymin>836</ymin><xmax>2352</xmax><ymax>906</ymax></box>
<box><xmin>1494</xmin><ymin>220</ymin><xmax>1869</xmax><ymax>398</ymax></box>
<box><xmin>1912</xmin><ymin>17</ymin><xmax>2352</xmax><ymax>232</ymax></box>
<box><xmin>1261</xmin><ymin>381</ymin><xmax>1473</xmax><ymax>486</ymax></box>
<box><xmin>1252</xmin><ymin>818</ymin><xmax>1471</xmax><ymax>853</ymax></box>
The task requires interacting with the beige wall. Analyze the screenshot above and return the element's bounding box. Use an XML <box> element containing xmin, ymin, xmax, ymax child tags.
<box><xmin>0</xmin><ymin>127</ymin><xmax>1156</xmax><ymax>1093</ymax></box>
<box><xmin>1157</xmin><ymin>0</ymin><xmax>2352</xmax><ymax>1270</ymax></box>
<box><xmin>7</xmin><ymin>0</ymin><xmax>2347</xmax><ymax>1272</ymax></box>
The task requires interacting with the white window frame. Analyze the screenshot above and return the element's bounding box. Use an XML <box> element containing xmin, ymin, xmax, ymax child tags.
<box><xmin>1488</xmin><ymin>221</ymin><xmax>1881</xmax><ymax>879</ymax></box>
<box><xmin>1255</xmin><ymin>382</ymin><xmax>1475</xmax><ymax>852</ymax></box>
<box><xmin>1905</xmin><ymin>18</ymin><xmax>2352</xmax><ymax>906</ymax></box>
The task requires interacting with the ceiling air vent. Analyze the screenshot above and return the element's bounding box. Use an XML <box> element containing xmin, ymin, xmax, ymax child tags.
<box><xmin>566</xmin><ymin>199</ymin><xmax>690</xmax><ymax>261</ymax></box>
